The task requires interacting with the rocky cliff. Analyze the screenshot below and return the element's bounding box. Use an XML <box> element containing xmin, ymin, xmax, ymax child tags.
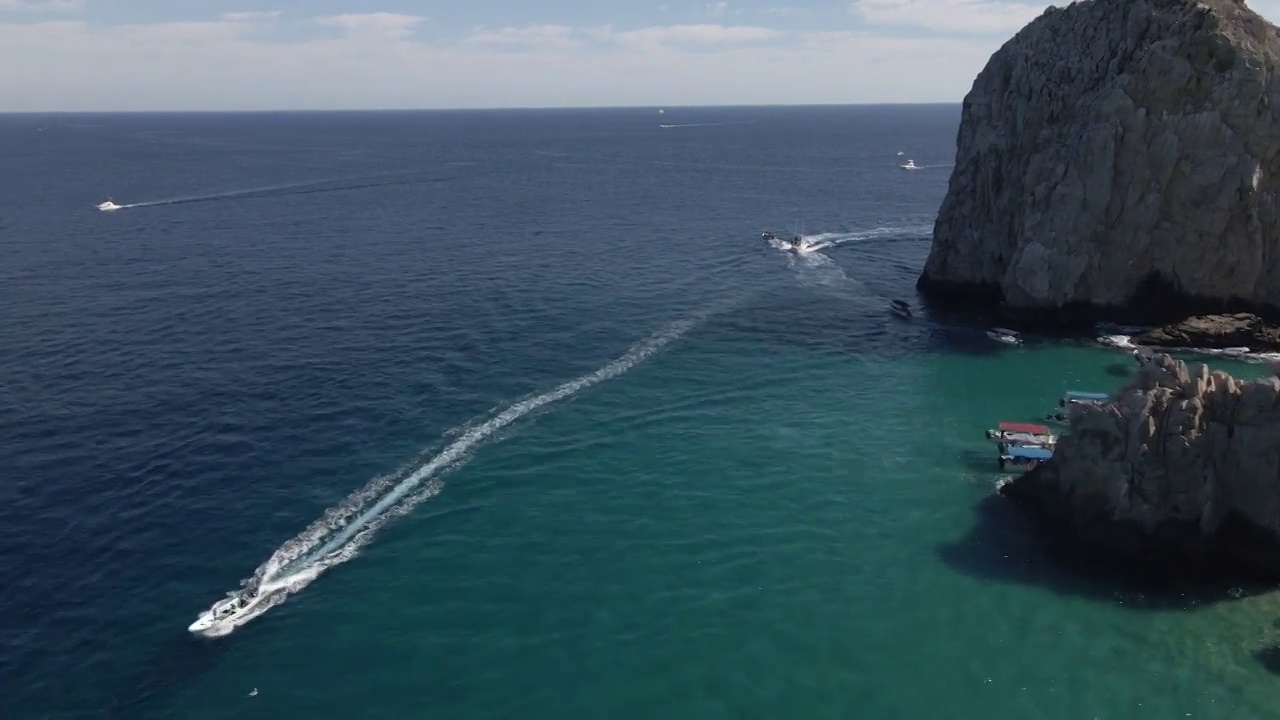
<box><xmin>920</xmin><ymin>0</ymin><xmax>1280</xmax><ymax>320</ymax></box>
<box><xmin>1001</xmin><ymin>353</ymin><xmax>1280</xmax><ymax>580</ymax></box>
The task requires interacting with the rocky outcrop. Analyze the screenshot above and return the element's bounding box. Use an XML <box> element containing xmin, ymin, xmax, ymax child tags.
<box><xmin>1000</xmin><ymin>352</ymin><xmax>1280</xmax><ymax>580</ymax></box>
<box><xmin>1135</xmin><ymin>312</ymin><xmax>1280</xmax><ymax>349</ymax></box>
<box><xmin>919</xmin><ymin>0</ymin><xmax>1280</xmax><ymax>321</ymax></box>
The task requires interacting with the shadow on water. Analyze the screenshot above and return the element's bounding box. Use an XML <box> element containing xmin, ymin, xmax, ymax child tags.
<box><xmin>1104</xmin><ymin>362</ymin><xmax>1134</xmax><ymax>379</ymax></box>
<box><xmin>938</xmin><ymin>493</ymin><xmax>1277</xmax><ymax>612</ymax></box>
<box><xmin>1254</xmin><ymin>645</ymin><xmax>1280</xmax><ymax>675</ymax></box>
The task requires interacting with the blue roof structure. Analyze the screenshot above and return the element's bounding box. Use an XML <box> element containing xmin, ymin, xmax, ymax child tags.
<box><xmin>1064</xmin><ymin>391</ymin><xmax>1109</xmax><ymax>401</ymax></box>
<box><xmin>1006</xmin><ymin>445</ymin><xmax>1054</xmax><ymax>460</ymax></box>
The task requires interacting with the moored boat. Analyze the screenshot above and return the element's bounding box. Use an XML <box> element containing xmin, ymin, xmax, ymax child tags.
<box><xmin>1045</xmin><ymin>390</ymin><xmax>1110</xmax><ymax>422</ymax></box>
<box><xmin>985</xmin><ymin>421</ymin><xmax>1056</xmax><ymax>448</ymax></box>
<box><xmin>999</xmin><ymin>444</ymin><xmax>1053</xmax><ymax>470</ymax></box>
<box><xmin>889</xmin><ymin>299</ymin><xmax>913</xmax><ymax>319</ymax></box>
<box><xmin>987</xmin><ymin>327</ymin><xmax>1023</xmax><ymax>345</ymax></box>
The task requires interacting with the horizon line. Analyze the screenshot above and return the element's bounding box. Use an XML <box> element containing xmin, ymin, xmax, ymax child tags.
<box><xmin>0</xmin><ymin>101</ymin><xmax>964</xmax><ymax>116</ymax></box>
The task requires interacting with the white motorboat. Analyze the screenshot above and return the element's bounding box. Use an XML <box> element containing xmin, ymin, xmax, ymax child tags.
<box><xmin>762</xmin><ymin>230</ymin><xmax>807</xmax><ymax>253</ymax></box>
<box><xmin>188</xmin><ymin>586</ymin><xmax>274</xmax><ymax>636</ymax></box>
<box><xmin>900</xmin><ymin>159</ymin><xmax>919</xmax><ymax>170</ymax></box>
<box><xmin>96</xmin><ymin>199</ymin><xmax>121</xmax><ymax>212</ymax></box>
<box><xmin>987</xmin><ymin>327</ymin><xmax>1023</xmax><ymax>345</ymax></box>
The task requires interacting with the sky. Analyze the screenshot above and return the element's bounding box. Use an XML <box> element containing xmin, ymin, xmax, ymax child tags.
<box><xmin>2</xmin><ymin>0</ymin><xmax>1279</xmax><ymax>111</ymax></box>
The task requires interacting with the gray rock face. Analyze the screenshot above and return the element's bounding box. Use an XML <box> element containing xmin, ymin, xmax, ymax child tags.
<box><xmin>1135</xmin><ymin>312</ymin><xmax>1280</xmax><ymax>349</ymax></box>
<box><xmin>1001</xmin><ymin>353</ymin><xmax>1280</xmax><ymax>579</ymax></box>
<box><xmin>920</xmin><ymin>0</ymin><xmax>1280</xmax><ymax>315</ymax></box>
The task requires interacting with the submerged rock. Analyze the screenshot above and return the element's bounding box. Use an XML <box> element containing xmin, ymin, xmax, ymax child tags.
<box><xmin>1135</xmin><ymin>312</ymin><xmax>1280</xmax><ymax>350</ymax></box>
<box><xmin>1000</xmin><ymin>353</ymin><xmax>1280</xmax><ymax>581</ymax></box>
<box><xmin>919</xmin><ymin>0</ymin><xmax>1280</xmax><ymax>321</ymax></box>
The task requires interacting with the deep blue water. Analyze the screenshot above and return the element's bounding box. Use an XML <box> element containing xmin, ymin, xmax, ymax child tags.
<box><xmin>6</xmin><ymin>107</ymin><xmax>1280</xmax><ymax>720</ymax></box>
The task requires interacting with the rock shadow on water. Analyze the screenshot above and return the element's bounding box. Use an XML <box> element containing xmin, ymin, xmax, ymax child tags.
<box><xmin>1103</xmin><ymin>362</ymin><xmax>1133</xmax><ymax>379</ymax></box>
<box><xmin>1254</xmin><ymin>645</ymin><xmax>1280</xmax><ymax>675</ymax></box>
<box><xmin>937</xmin><ymin>492</ymin><xmax>1277</xmax><ymax>612</ymax></box>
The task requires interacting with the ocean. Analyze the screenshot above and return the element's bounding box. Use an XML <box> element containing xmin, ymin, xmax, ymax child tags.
<box><xmin>4</xmin><ymin>106</ymin><xmax>1280</xmax><ymax>720</ymax></box>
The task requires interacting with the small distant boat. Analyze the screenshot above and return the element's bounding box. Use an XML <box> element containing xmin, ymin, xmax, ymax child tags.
<box><xmin>896</xmin><ymin>151</ymin><xmax>904</xmax><ymax>156</ymax></box>
<box><xmin>890</xmin><ymin>299</ymin><xmax>913</xmax><ymax>319</ymax></box>
<box><xmin>96</xmin><ymin>199</ymin><xmax>121</xmax><ymax>212</ymax></box>
<box><xmin>900</xmin><ymin>159</ymin><xmax>919</xmax><ymax>170</ymax></box>
<box><xmin>998</xmin><ymin>444</ymin><xmax>1053</xmax><ymax>471</ymax></box>
<box><xmin>987</xmin><ymin>327</ymin><xmax>1022</xmax><ymax>345</ymax></box>
<box><xmin>986</xmin><ymin>421</ymin><xmax>1056</xmax><ymax>448</ymax></box>
<box><xmin>761</xmin><ymin>230</ymin><xmax>806</xmax><ymax>253</ymax></box>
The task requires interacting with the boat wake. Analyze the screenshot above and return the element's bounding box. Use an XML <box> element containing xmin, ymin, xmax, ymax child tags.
<box><xmin>96</xmin><ymin>170</ymin><xmax>443</xmax><ymax>212</ymax></box>
<box><xmin>188</xmin><ymin>308</ymin><xmax>719</xmax><ymax>637</ymax></box>
<box><xmin>658</xmin><ymin>121</ymin><xmax>754</xmax><ymax>129</ymax></box>
<box><xmin>763</xmin><ymin>222</ymin><xmax>932</xmax><ymax>288</ymax></box>
<box><xmin>1097</xmin><ymin>335</ymin><xmax>1280</xmax><ymax>364</ymax></box>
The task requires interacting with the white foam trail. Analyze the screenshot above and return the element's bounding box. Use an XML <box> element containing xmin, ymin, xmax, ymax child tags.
<box><xmin>192</xmin><ymin>310</ymin><xmax>716</xmax><ymax>636</ymax></box>
<box><xmin>108</xmin><ymin>170</ymin><xmax>422</xmax><ymax>210</ymax></box>
<box><xmin>1097</xmin><ymin>334</ymin><xmax>1136</xmax><ymax>349</ymax></box>
<box><xmin>764</xmin><ymin>223</ymin><xmax>932</xmax><ymax>289</ymax></box>
<box><xmin>801</xmin><ymin>224</ymin><xmax>933</xmax><ymax>253</ymax></box>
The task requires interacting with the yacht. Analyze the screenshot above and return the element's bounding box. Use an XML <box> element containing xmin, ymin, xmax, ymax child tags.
<box><xmin>96</xmin><ymin>199</ymin><xmax>121</xmax><ymax>212</ymax></box>
<box><xmin>188</xmin><ymin>585</ymin><xmax>275</xmax><ymax>636</ymax></box>
<box><xmin>900</xmin><ymin>160</ymin><xmax>919</xmax><ymax>171</ymax></box>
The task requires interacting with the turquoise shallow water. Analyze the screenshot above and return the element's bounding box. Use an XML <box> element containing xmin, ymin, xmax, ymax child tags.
<box><xmin>6</xmin><ymin>107</ymin><xmax>1280</xmax><ymax>719</ymax></box>
<box><xmin>165</xmin><ymin>337</ymin><xmax>1280</xmax><ymax>720</ymax></box>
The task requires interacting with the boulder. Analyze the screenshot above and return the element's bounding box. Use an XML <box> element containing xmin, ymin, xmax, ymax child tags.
<box><xmin>918</xmin><ymin>0</ymin><xmax>1280</xmax><ymax>322</ymax></box>
<box><xmin>1000</xmin><ymin>352</ymin><xmax>1280</xmax><ymax>581</ymax></box>
<box><xmin>1135</xmin><ymin>312</ymin><xmax>1280</xmax><ymax>349</ymax></box>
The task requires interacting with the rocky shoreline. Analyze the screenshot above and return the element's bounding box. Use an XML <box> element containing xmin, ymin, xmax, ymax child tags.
<box><xmin>998</xmin><ymin>352</ymin><xmax>1280</xmax><ymax>582</ymax></box>
<box><xmin>1134</xmin><ymin>313</ymin><xmax>1280</xmax><ymax>352</ymax></box>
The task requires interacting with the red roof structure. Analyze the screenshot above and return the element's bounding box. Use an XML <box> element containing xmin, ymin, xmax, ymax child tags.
<box><xmin>997</xmin><ymin>422</ymin><xmax>1051</xmax><ymax>435</ymax></box>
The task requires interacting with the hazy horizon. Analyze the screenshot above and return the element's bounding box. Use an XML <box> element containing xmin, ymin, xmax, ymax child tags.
<box><xmin>0</xmin><ymin>101</ymin><xmax>963</xmax><ymax>116</ymax></box>
<box><xmin>4</xmin><ymin>0</ymin><xmax>1278</xmax><ymax>112</ymax></box>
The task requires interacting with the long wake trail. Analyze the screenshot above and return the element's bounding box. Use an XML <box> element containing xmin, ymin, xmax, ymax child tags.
<box><xmin>110</xmin><ymin>169</ymin><xmax>436</xmax><ymax>210</ymax></box>
<box><xmin>196</xmin><ymin>308</ymin><xmax>720</xmax><ymax>635</ymax></box>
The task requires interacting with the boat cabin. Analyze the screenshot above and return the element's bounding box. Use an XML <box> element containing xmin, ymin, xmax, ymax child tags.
<box><xmin>986</xmin><ymin>421</ymin><xmax>1056</xmax><ymax>447</ymax></box>
<box><xmin>999</xmin><ymin>444</ymin><xmax>1053</xmax><ymax>470</ymax></box>
<box><xmin>1058</xmin><ymin>390</ymin><xmax>1108</xmax><ymax>407</ymax></box>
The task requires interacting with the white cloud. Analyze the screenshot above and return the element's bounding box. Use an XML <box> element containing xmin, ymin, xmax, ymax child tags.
<box><xmin>313</xmin><ymin>12</ymin><xmax>426</xmax><ymax>39</ymax></box>
<box><xmin>614</xmin><ymin>24</ymin><xmax>780</xmax><ymax>47</ymax></box>
<box><xmin>0</xmin><ymin>0</ymin><xmax>82</xmax><ymax>12</ymax></box>
<box><xmin>583</xmin><ymin>25</ymin><xmax>613</xmax><ymax>43</ymax></box>
<box><xmin>463</xmin><ymin>24</ymin><xmax>578</xmax><ymax>49</ymax></box>
<box><xmin>222</xmin><ymin>11</ymin><xmax>282</xmax><ymax>23</ymax></box>
<box><xmin>850</xmin><ymin>0</ymin><xmax>1052</xmax><ymax>34</ymax></box>
<box><xmin>0</xmin><ymin>20</ymin><xmax>1008</xmax><ymax>111</ymax></box>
